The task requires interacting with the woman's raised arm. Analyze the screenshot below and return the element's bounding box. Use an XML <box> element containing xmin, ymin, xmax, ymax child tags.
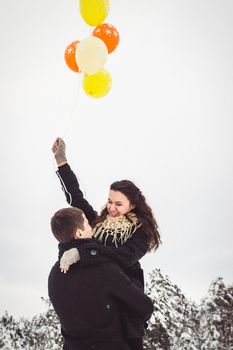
<box><xmin>52</xmin><ymin>137</ymin><xmax>97</xmax><ymax>225</ymax></box>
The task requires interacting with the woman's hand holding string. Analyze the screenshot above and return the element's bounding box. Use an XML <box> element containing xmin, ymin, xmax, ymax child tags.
<box><xmin>52</xmin><ymin>137</ymin><xmax>67</xmax><ymax>167</ymax></box>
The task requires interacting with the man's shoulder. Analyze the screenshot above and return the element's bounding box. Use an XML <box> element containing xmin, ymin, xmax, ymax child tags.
<box><xmin>48</xmin><ymin>261</ymin><xmax>60</xmax><ymax>277</ymax></box>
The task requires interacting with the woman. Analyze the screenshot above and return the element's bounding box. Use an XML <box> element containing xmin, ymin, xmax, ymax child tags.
<box><xmin>52</xmin><ymin>137</ymin><xmax>161</xmax><ymax>350</ymax></box>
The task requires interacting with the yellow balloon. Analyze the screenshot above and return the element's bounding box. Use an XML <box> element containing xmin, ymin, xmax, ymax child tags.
<box><xmin>76</xmin><ymin>36</ymin><xmax>108</xmax><ymax>75</ymax></box>
<box><xmin>82</xmin><ymin>68</ymin><xmax>112</xmax><ymax>98</ymax></box>
<box><xmin>79</xmin><ymin>0</ymin><xmax>110</xmax><ymax>26</ymax></box>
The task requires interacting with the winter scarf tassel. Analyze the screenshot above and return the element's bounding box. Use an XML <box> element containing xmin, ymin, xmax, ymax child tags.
<box><xmin>93</xmin><ymin>212</ymin><xmax>141</xmax><ymax>247</ymax></box>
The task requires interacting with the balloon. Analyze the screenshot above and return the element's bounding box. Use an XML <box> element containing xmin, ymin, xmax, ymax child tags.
<box><xmin>82</xmin><ymin>68</ymin><xmax>112</xmax><ymax>98</ymax></box>
<box><xmin>79</xmin><ymin>0</ymin><xmax>110</xmax><ymax>26</ymax></box>
<box><xmin>76</xmin><ymin>36</ymin><xmax>108</xmax><ymax>75</ymax></box>
<box><xmin>92</xmin><ymin>23</ymin><xmax>120</xmax><ymax>54</ymax></box>
<box><xmin>64</xmin><ymin>41</ymin><xmax>80</xmax><ymax>72</ymax></box>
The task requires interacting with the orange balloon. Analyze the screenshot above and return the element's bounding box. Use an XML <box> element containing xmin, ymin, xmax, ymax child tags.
<box><xmin>64</xmin><ymin>41</ymin><xmax>80</xmax><ymax>73</ymax></box>
<box><xmin>92</xmin><ymin>23</ymin><xmax>119</xmax><ymax>54</ymax></box>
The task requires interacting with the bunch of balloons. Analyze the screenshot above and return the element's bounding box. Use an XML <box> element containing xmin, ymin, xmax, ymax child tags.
<box><xmin>64</xmin><ymin>0</ymin><xmax>120</xmax><ymax>98</ymax></box>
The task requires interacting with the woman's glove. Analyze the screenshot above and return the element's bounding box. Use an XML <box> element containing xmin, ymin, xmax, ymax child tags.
<box><xmin>60</xmin><ymin>248</ymin><xmax>80</xmax><ymax>273</ymax></box>
<box><xmin>52</xmin><ymin>137</ymin><xmax>67</xmax><ymax>166</ymax></box>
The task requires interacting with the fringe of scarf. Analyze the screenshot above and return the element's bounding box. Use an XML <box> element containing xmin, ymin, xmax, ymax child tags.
<box><xmin>93</xmin><ymin>212</ymin><xmax>141</xmax><ymax>247</ymax></box>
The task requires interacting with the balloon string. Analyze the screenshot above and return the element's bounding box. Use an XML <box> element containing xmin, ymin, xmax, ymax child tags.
<box><xmin>52</xmin><ymin>71</ymin><xmax>82</xmax><ymax>186</ymax></box>
<box><xmin>89</xmin><ymin>25</ymin><xmax>93</xmax><ymax>36</ymax></box>
<box><xmin>61</xmin><ymin>73</ymin><xmax>82</xmax><ymax>139</ymax></box>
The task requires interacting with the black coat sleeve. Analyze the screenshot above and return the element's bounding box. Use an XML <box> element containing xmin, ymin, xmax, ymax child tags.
<box><xmin>56</xmin><ymin>163</ymin><xmax>97</xmax><ymax>225</ymax></box>
<box><xmin>105</xmin><ymin>263</ymin><xmax>154</xmax><ymax>321</ymax></box>
<box><xmin>78</xmin><ymin>228</ymin><xmax>149</xmax><ymax>269</ymax></box>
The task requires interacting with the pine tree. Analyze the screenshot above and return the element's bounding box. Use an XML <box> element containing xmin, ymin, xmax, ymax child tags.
<box><xmin>198</xmin><ymin>277</ymin><xmax>233</xmax><ymax>350</ymax></box>
<box><xmin>0</xmin><ymin>311</ymin><xmax>29</xmax><ymax>349</ymax></box>
<box><xmin>0</xmin><ymin>272</ymin><xmax>232</xmax><ymax>349</ymax></box>
<box><xmin>144</xmin><ymin>268</ymin><xmax>201</xmax><ymax>349</ymax></box>
<box><xmin>28</xmin><ymin>298</ymin><xmax>63</xmax><ymax>349</ymax></box>
<box><xmin>0</xmin><ymin>299</ymin><xmax>62</xmax><ymax>349</ymax></box>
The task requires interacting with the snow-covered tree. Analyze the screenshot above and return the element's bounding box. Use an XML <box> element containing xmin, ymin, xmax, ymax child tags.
<box><xmin>0</xmin><ymin>311</ymin><xmax>31</xmax><ymax>349</ymax></box>
<box><xmin>144</xmin><ymin>268</ymin><xmax>200</xmax><ymax>349</ymax></box>
<box><xmin>0</xmin><ymin>299</ymin><xmax>62</xmax><ymax>349</ymax></box>
<box><xmin>198</xmin><ymin>277</ymin><xmax>233</xmax><ymax>350</ymax></box>
<box><xmin>0</xmin><ymin>273</ymin><xmax>232</xmax><ymax>349</ymax></box>
<box><xmin>29</xmin><ymin>298</ymin><xmax>63</xmax><ymax>350</ymax></box>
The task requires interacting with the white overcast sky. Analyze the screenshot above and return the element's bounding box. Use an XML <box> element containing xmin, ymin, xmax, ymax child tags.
<box><xmin>0</xmin><ymin>0</ymin><xmax>232</xmax><ymax>319</ymax></box>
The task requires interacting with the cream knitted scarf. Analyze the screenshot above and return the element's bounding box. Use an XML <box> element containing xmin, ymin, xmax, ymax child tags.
<box><xmin>93</xmin><ymin>212</ymin><xmax>141</xmax><ymax>247</ymax></box>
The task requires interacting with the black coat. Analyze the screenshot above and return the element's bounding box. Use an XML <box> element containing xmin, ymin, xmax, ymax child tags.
<box><xmin>56</xmin><ymin>164</ymin><xmax>151</xmax><ymax>338</ymax></box>
<box><xmin>48</xmin><ymin>239</ymin><xmax>153</xmax><ymax>349</ymax></box>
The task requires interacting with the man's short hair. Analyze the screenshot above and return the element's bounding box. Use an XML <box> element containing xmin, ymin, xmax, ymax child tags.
<box><xmin>50</xmin><ymin>207</ymin><xmax>85</xmax><ymax>243</ymax></box>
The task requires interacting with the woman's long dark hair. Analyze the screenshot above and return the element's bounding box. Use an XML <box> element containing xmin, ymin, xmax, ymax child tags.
<box><xmin>92</xmin><ymin>180</ymin><xmax>161</xmax><ymax>251</ymax></box>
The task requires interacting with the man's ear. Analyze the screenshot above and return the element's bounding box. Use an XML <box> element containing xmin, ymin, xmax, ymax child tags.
<box><xmin>74</xmin><ymin>229</ymin><xmax>83</xmax><ymax>239</ymax></box>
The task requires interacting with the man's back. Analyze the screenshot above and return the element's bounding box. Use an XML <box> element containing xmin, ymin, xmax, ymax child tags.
<box><xmin>48</xmin><ymin>259</ymin><xmax>153</xmax><ymax>348</ymax></box>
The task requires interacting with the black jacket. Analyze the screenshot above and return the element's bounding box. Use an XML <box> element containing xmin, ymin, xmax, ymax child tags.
<box><xmin>48</xmin><ymin>239</ymin><xmax>153</xmax><ymax>349</ymax></box>
<box><xmin>56</xmin><ymin>164</ymin><xmax>151</xmax><ymax>338</ymax></box>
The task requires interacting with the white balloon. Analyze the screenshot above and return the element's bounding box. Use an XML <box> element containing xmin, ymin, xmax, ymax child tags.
<box><xmin>75</xmin><ymin>36</ymin><xmax>108</xmax><ymax>75</ymax></box>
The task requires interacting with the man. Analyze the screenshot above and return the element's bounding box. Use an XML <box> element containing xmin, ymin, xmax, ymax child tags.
<box><xmin>48</xmin><ymin>207</ymin><xmax>153</xmax><ymax>350</ymax></box>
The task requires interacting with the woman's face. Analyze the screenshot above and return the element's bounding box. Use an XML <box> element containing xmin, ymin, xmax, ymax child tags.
<box><xmin>107</xmin><ymin>190</ymin><xmax>135</xmax><ymax>217</ymax></box>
